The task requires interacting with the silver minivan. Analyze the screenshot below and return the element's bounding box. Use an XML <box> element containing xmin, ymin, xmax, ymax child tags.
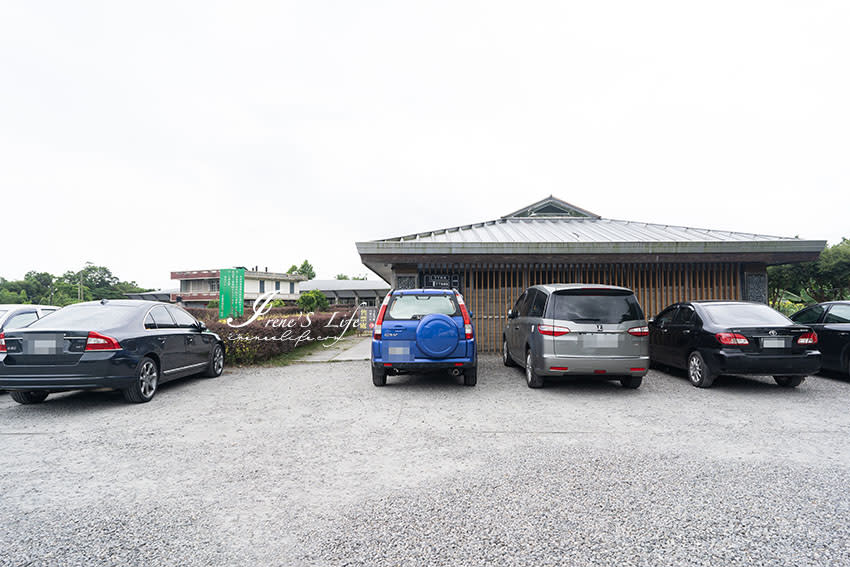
<box><xmin>503</xmin><ymin>284</ymin><xmax>649</xmax><ymax>388</ymax></box>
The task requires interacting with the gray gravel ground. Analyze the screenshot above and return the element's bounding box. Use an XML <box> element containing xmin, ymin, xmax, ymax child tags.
<box><xmin>1</xmin><ymin>357</ymin><xmax>850</xmax><ymax>566</ymax></box>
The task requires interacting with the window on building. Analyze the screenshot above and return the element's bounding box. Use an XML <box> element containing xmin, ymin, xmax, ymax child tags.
<box><xmin>259</xmin><ymin>280</ymin><xmax>265</xmax><ymax>293</ymax></box>
<box><xmin>210</xmin><ymin>279</ymin><xmax>219</xmax><ymax>292</ymax></box>
<box><xmin>289</xmin><ymin>282</ymin><xmax>294</xmax><ymax>294</ymax></box>
<box><xmin>275</xmin><ymin>281</ymin><xmax>280</xmax><ymax>291</ymax></box>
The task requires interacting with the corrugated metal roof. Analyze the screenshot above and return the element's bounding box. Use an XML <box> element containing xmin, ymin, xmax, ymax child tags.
<box><xmin>375</xmin><ymin>217</ymin><xmax>798</xmax><ymax>245</ymax></box>
<box><xmin>300</xmin><ymin>279</ymin><xmax>390</xmax><ymax>292</ymax></box>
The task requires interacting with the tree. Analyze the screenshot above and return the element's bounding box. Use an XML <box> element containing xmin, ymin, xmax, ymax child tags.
<box><xmin>297</xmin><ymin>289</ymin><xmax>329</xmax><ymax>312</ymax></box>
<box><xmin>0</xmin><ymin>266</ymin><xmax>149</xmax><ymax>305</ymax></box>
<box><xmin>287</xmin><ymin>264</ymin><xmax>299</xmax><ymax>274</ymax></box>
<box><xmin>335</xmin><ymin>274</ymin><xmax>350</xmax><ymax>280</ymax></box>
<box><xmin>768</xmin><ymin>238</ymin><xmax>850</xmax><ymax>309</ymax></box>
<box><xmin>296</xmin><ymin>260</ymin><xmax>316</xmax><ymax>280</ymax></box>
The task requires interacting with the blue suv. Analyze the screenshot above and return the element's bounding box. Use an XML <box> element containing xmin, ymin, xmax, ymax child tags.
<box><xmin>371</xmin><ymin>288</ymin><xmax>477</xmax><ymax>387</ymax></box>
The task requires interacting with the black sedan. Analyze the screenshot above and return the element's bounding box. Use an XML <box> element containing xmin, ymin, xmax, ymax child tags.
<box><xmin>649</xmin><ymin>301</ymin><xmax>820</xmax><ymax>388</ymax></box>
<box><xmin>790</xmin><ymin>301</ymin><xmax>850</xmax><ymax>376</ymax></box>
<box><xmin>0</xmin><ymin>299</ymin><xmax>224</xmax><ymax>404</ymax></box>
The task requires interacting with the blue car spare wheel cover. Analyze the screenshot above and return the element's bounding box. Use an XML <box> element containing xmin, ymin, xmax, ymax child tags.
<box><xmin>416</xmin><ymin>314</ymin><xmax>460</xmax><ymax>358</ymax></box>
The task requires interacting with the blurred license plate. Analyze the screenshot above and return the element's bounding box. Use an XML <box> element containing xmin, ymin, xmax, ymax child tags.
<box><xmin>762</xmin><ymin>338</ymin><xmax>786</xmax><ymax>349</ymax></box>
<box><xmin>388</xmin><ymin>346</ymin><xmax>409</xmax><ymax>356</ymax></box>
<box><xmin>586</xmin><ymin>334</ymin><xmax>618</xmax><ymax>348</ymax></box>
<box><xmin>33</xmin><ymin>340</ymin><xmax>61</xmax><ymax>354</ymax></box>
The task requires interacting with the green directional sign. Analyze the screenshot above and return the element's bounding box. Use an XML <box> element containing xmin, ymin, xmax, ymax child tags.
<box><xmin>218</xmin><ymin>268</ymin><xmax>245</xmax><ymax>319</ymax></box>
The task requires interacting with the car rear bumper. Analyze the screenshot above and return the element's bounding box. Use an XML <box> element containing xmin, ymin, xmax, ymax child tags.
<box><xmin>0</xmin><ymin>353</ymin><xmax>139</xmax><ymax>392</ymax></box>
<box><xmin>707</xmin><ymin>349</ymin><xmax>821</xmax><ymax>376</ymax></box>
<box><xmin>537</xmin><ymin>354</ymin><xmax>650</xmax><ymax>377</ymax></box>
<box><xmin>372</xmin><ymin>360</ymin><xmax>476</xmax><ymax>372</ymax></box>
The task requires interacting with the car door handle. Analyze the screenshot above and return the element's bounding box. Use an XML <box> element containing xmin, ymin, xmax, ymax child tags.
<box><xmin>187</xmin><ymin>336</ymin><xmax>195</xmax><ymax>343</ymax></box>
<box><xmin>682</xmin><ymin>329</ymin><xmax>691</xmax><ymax>335</ymax></box>
<box><xmin>156</xmin><ymin>337</ymin><xmax>167</xmax><ymax>343</ymax></box>
<box><xmin>662</xmin><ymin>328</ymin><xmax>669</xmax><ymax>333</ymax></box>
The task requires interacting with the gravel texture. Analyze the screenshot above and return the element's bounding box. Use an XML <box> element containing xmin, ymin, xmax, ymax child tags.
<box><xmin>1</xmin><ymin>357</ymin><xmax>849</xmax><ymax>566</ymax></box>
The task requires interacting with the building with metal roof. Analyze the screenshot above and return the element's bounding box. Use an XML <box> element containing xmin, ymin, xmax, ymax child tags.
<box><xmin>356</xmin><ymin>196</ymin><xmax>826</xmax><ymax>352</ymax></box>
<box><xmin>300</xmin><ymin>279</ymin><xmax>390</xmax><ymax>306</ymax></box>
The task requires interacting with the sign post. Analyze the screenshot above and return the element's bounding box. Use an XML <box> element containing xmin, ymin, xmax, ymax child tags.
<box><xmin>218</xmin><ymin>268</ymin><xmax>245</xmax><ymax>319</ymax></box>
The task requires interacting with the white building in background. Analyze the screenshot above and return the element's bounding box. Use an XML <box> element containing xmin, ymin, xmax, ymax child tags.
<box><xmin>170</xmin><ymin>267</ymin><xmax>306</xmax><ymax>308</ymax></box>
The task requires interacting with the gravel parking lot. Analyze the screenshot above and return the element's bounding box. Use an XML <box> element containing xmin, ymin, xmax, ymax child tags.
<box><xmin>2</xmin><ymin>355</ymin><xmax>850</xmax><ymax>567</ymax></box>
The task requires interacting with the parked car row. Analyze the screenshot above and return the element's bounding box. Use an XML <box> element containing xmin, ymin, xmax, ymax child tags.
<box><xmin>370</xmin><ymin>286</ymin><xmax>850</xmax><ymax>389</ymax></box>
<box><xmin>0</xmin><ymin>300</ymin><xmax>225</xmax><ymax>404</ymax></box>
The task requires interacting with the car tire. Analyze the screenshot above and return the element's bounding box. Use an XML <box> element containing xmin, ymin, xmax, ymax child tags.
<box><xmin>463</xmin><ymin>366</ymin><xmax>477</xmax><ymax>387</ymax></box>
<box><xmin>620</xmin><ymin>377</ymin><xmax>642</xmax><ymax>389</ymax></box>
<box><xmin>774</xmin><ymin>375</ymin><xmax>805</xmax><ymax>388</ymax></box>
<box><xmin>525</xmin><ymin>350</ymin><xmax>544</xmax><ymax>388</ymax></box>
<box><xmin>10</xmin><ymin>391</ymin><xmax>49</xmax><ymax>405</ymax></box>
<box><xmin>503</xmin><ymin>338</ymin><xmax>516</xmax><ymax>367</ymax></box>
<box><xmin>203</xmin><ymin>343</ymin><xmax>225</xmax><ymax>378</ymax></box>
<box><xmin>687</xmin><ymin>351</ymin><xmax>715</xmax><ymax>388</ymax></box>
<box><xmin>372</xmin><ymin>366</ymin><xmax>387</xmax><ymax>387</ymax></box>
<box><xmin>123</xmin><ymin>357</ymin><xmax>159</xmax><ymax>403</ymax></box>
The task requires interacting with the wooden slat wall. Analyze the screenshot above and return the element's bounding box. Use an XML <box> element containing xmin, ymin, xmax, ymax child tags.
<box><xmin>434</xmin><ymin>262</ymin><xmax>741</xmax><ymax>353</ymax></box>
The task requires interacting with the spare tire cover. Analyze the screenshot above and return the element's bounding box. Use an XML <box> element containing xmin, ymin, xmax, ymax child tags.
<box><xmin>416</xmin><ymin>314</ymin><xmax>460</xmax><ymax>358</ymax></box>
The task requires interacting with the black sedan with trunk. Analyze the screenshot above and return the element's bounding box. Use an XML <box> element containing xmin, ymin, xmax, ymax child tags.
<box><xmin>0</xmin><ymin>299</ymin><xmax>224</xmax><ymax>404</ymax></box>
<box><xmin>649</xmin><ymin>301</ymin><xmax>820</xmax><ymax>388</ymax></box>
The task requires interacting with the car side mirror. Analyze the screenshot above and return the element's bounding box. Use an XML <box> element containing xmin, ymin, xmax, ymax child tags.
<box><xmin>507</xmin><ymin>309</ymin><xmax>516</xmax><ymax>319</ymax></box>
<box><xmin>196</xmin><ymin>321</ymin><xmax>207</xmax><ymax>332</ymax></box>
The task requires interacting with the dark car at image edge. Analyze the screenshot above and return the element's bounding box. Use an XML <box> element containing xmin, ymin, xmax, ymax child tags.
<box><xmin>0</xmin><ymin>299</ymin><xmax>225</xmax><ymax>404</ymax></box>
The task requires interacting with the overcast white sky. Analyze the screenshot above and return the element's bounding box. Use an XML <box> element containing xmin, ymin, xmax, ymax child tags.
<box><xmin>1</xmin><ymin>1</ymin><xmax>847</xmax><ymax>290</ymax></box>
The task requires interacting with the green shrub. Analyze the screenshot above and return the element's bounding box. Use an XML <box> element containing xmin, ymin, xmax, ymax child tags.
<box><xmin>297</xmin><ymin>289</ymin><xmax>329</xmax><ymax>312</ymax></box>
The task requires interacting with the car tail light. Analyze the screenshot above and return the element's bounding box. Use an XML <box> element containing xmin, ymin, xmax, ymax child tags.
<box><xmin>538</xmin><ymin>325</ymin><xmax>570</xmax><ymax>337</ymax></box>
<box><xmin>627</xmin><ymin>326</ymin><xmax>649</xmax><ymax>337</ymax></box>
<box><xmin>715</xmin><ymin>332</ymin><xmax>749</xmax><ymax>346</ymax></box>
<box><xmin>85</xmin><ymin>331</ymin><xmax>122</xmax><ymax>351</ymax></box>
<box><xmin>455</xmin><ymin>291</ymin><xmax>473</xmax><ymax>340</ymax></box>
<box><xmin>797</xmin><ymin>331</ymin><xmax>818</xmax><ymax>345</ymax></box>
<box><xmin>630</xmin><ymin>367</ymin><xmax>646</xmax><ymax>372</ymax></box>
<box><xmin>373</xmin><ymin>293</ymin><xmax>391</xmax><ymax>340</ymax></box>
<box><xmin>0</xmin><ymin>333</ymin><xmax>6</xmax><ymax>353</ymax></box>
<box><xmin>550</xmin><ymin>366</ymin><xmax>569</xmax><ymax>371</ymax></box>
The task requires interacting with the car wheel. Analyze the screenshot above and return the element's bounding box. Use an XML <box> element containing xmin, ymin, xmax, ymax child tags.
<box><xmin>503</xmin><ymin>338</ymin><xmax>516</xmax><ymax>367</ymax></box>
<box><xmin>10</xmin><ymin>391</ymin><xmax>49</xmax><ymax>405</ymax></box>
<box><xmin>124</xmin><ymin>357</ymin><xmax>159</xmax><ymax>403</ymax></box>
<box><xmin>372</xmin><ymin>366</ymin><xmax>387</xmax><ymax>387</ymax></box>
<box><xmin>203</xmin><ymin>343</ymin><xmax>225</xmax><ymax>378</ymax></box>
<box><xmin>774</xmin><ymin>375</ymin><xmax>805</xmax><ymax>388</ymax></box>
<box><xmin>463</xmin><ymin>366</ymin><xmax>477</xmax><ymax>387</ymax></box>
<box><xmin>620</xmin><ymin>377</ymin><xmax>642</xmax><ymax>389</ymax></box>
<box><xmin>525</xmin><ymin>350</ymin><xmax>544</xmax><ymax>388</ymax></box>
<box><xmin>687</xmin><ymin>351</ymin><xmax>715</xmax><ymax>388</ymax></box>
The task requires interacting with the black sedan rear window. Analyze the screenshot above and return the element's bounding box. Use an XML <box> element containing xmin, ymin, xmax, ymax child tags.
<box><xmin>386</xmin><ymin>294</ymin><xmax>459</xmax><ymax>320</ymax></box>
<box><xmin>549</xmin><ymin>290</ymin><xmax>644</xmax><ymax>323</ymax></box>
<box><xmin>701</xmin><ymin>304</ymin><xmax>791</xmax><ymax>327</ymax></box>
<box><xmin>26</xmin><ymin>305</ymin><xmax>140</xmax><ymax>330</ymax></box>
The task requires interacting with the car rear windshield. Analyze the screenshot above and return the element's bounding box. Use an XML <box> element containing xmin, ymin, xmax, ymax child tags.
<box><xmin>0</xmin><ymin>310</ymin><xmax>7</xmax><ymax>320</ymax></box>
<box><xmin>25</xmin><ymin>305</ymin><xmax>140</xmax><ymax>330</ymax></box>
<box><xmin>549</xmin><ymin>290</ymin><xmax>644</xmax><ymax>323</ymax></box>
<box><xmin>386</xmin><ymin>294</ymin><xmax>459</xmax><ymax>320</ymax></box>
<box><xmin>700</xmin><ymin>304</ymin><xmax>791</xmax><ymax>327</ymax></box>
